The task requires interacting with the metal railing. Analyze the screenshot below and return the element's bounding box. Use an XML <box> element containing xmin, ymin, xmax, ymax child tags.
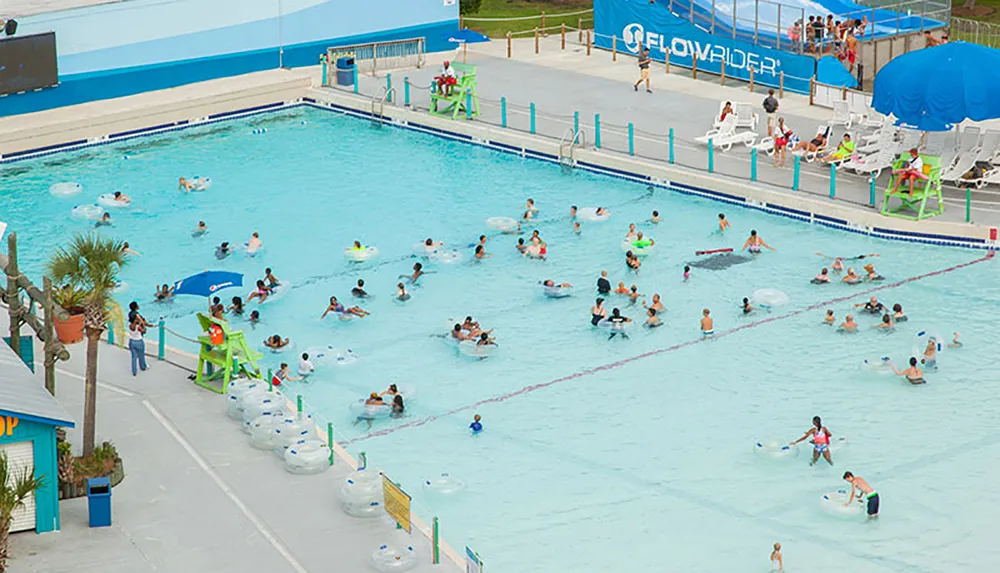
<box><xmin>371</xmin><ymin>87</ymin><xmax>396</xmax><ymax>125</ymax></box>
<box><xmin>324</xmin><ymin>37</ymin><xmax>426</xmax><ymax>82</ymax></box>
<box><xmin>949</xmin><ymin>17</ymin><xmax>1000</xmax><ymax>48</ymax></box>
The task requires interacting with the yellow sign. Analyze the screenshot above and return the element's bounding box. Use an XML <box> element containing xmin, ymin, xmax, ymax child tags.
<box><xmin>0</xmin><ymin>417</ymin><xmax>19</xmax><ymax>436</ymax></box>
<box><xmin>381</xmin><ymin>474</ymin><xmax>411</xmax><ymax>533</ymax></box>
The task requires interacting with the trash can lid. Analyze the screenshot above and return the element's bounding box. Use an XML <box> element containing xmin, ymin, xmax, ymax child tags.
<box><xmin>336</xmin><ymin>56</ymin><xmax>355</xmax><ymax>66</ymax></box>
<box><xmin>87</xmin><ymin>476</ymin><xmax>111</xmax><ymax>487</ymax></box>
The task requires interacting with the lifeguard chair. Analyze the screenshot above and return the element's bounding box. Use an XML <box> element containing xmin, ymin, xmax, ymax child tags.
<box><xmin>194</xmin><ymin>312</ymin><xmax>262</xmax><ymax>393</ymax></box>
<box><xmin>881</xmin><ymin>154</ymin><xmax>944</xmax><ymax>220</ymax></box>
<box><xmin>429</xmin><ymin>63</ymin><xmax>479</xmax><ymax>120</ymax></box>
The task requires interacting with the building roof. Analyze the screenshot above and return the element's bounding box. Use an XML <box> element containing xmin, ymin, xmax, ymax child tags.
<box><xmin>4</xmin><ymin>0</ymin><xmax>123</xmax><ymax>18</ymax></box>
<box><xmin>0</xmin><ymin>342</ymin><xmax>74</xmax><ymax>428</ymax></box>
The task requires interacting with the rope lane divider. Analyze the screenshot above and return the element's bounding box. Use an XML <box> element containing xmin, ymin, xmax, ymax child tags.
<box><xmin>342</xmin><ymin>253</ymin><xmax>994</xmax><ymax>446</ymax></box>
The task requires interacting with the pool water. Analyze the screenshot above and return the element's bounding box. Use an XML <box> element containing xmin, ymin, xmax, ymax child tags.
<box><xmin>4</xmin><ymin>106</ymin><xmax>999</xmax><ymax>573</ymax></box>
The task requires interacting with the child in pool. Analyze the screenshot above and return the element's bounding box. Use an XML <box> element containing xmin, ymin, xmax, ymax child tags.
<box><xmin>770</xmin><ymin>542</ymin><xmax>783</xmax><ymax>571</ymax></box>
<box><xmin>614</xmin><ymin>282</ymin><xmax>629</xmax><ymax>295</ymax></box>
<box><xmin>396</xmin><ymin>283</ymin><xmax>411</xmax><ymax>301</ymax></box>
<box><xmin>470</xmin><ymin>414</ymin><xmax>484</xmax><ymax>433</ymax></box>
<box><xmin>824</xmin><ymin>309</ymin><xmax>835</xmax><ymax>325</ymax></box>
<box><xmin>683</xmin><ymin>266</ymin><xmax>690</xmax><ymax>281</ymax></box>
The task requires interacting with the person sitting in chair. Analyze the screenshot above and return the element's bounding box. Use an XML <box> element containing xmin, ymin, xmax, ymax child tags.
<box><xmin>719</xmin><ymin>101</ymin><xmax>734</xmax><ymax>123</ymax></box>
<box><xmin>821</xmin><ymin>133</ymin><xmax>854</xmax><ymax>163</ymax></box>
<box><xmin>792</xmin><ymin>129</ymin><xmax>827</xmax><ymax>154</ymax></box>
<box><xmin>890</xmin><ymin>148</ymin><xmax>926</xmax><ymax>196</ymax></box>
<box><xmin>435</xmin><ymin>60</ymin><xmax>458</xmax><ymax>96</ymax></box>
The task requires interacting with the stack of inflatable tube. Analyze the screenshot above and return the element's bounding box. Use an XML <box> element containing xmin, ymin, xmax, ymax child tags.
<box><xmin>240</xmin><ymin>392</ymin><xmax>288</xmax><ymax>430</ymax></box>
<box><xmin>423</xmin><ymin>473</ymin><xmax>466</xmax><ymax>494</ymax></box>
<box><xmin>751</xmin><ymin>288</ymin><xmax>790</xmax><ymax>307</ymax></box>
<box><xmin>249</xmin><ymin>414</ymin><xmax>292</xmax><ymax>450</ymax></box>
<box><xmin>283</xmin><ymin>439</ymin><xmax>332</xmax><ymax>474</ymax></box>
<box><xmin>273</xmin><ymin>415</ymin><xmax>316</xmax><ymax>454</ymax></box>
<box><xmin>345</xmin><ymin>246</ymin><xmax>379</xmax><ymax>262</ymax></box>
<box><xmin>370</xmin><ymin>545</ymin><xmax>418</xmax><ymax>572</ymax></box>
<box><xmin>341</xmin><ymin>469</ymin><xmax>384</xmax><ymax>517</ymax></box>
<box><xmin>50</xmin><ymin>182</ymin><xmax>83</xmax><ymax>198</ymax></box>
<box><xmin>753</xmin><ymin>440</ymin><xmax>799</xmax><ymax>461</ymax></box>
<box><xmin>458</xmin><ymin>339</ymin><xmax>494</xmax><ymax>358</ymax></box>
<box><xmin>820</xmin><ymin>489</ymin><xmax>865</xmax><ymax>517</ymax></box>
<box><xmin>97</xmin><ymin>193</ymin><xmax>129</xmax><ymax>208</ymax></box>
<box><xmin>226</xmin><ymin>380</ymin><xmax>266</xmax><ymax>419</ymax></box>
<box><xmin>485</xmin><ymin>216</ymin><xmax>519</xmax><ymax>233</ymax></box>
<box><xmin>576</xmin><ymin>207</ymin><xmax>610</xmax><ymax>222</ymax></box>
<box><xmin>70</xmin><ymin>204</ymin><xmax>103</xmax><ymax>220</ymax></box>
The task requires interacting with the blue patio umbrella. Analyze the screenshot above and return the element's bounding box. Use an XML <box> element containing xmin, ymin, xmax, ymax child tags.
<box><xmin>172</xmin><ymin>270</ymin><xmax>243</xmax><ymax>297</ymax></box>
<box><xmin>444</xmin><ymin>29</ymin><xmax>491</xmax><ymax>46</ymax></box>
<box><xmin>872</xmin><ymin>42</ymin><xmax>1000</xmax><ymax>132</ymax></box>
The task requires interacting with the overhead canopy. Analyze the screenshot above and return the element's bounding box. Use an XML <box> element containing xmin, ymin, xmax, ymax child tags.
<box><xmin>873</xmin><ymin>42</ymin><xmax>1000</xmax><ymax>131</ymax></box>
<box><xmin>443</xmin><ymin>29</ymin><xmax>490</xmax><ymax>45</ymax></box>
<box><xmin>0</xmin><ymin>342</ymin><xmax>74</xmax><ymax>427</ymax></box>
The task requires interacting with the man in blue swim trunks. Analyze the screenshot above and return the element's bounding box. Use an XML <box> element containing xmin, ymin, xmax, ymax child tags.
<box><xmin>843</xmin><ymin>472</ymin><xmax>879</xmax><ymax>520</ymax></box>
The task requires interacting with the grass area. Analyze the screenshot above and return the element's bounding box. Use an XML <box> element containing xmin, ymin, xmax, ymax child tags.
<box><xmin>462</xmin><ymin>0</ymin><xmax>594</xmax><ymax>38</ymax></box>
<box><xmin>951</xmin><ymin>0</ymin><xmax>1000</xmax><ymax>23</ymax></box>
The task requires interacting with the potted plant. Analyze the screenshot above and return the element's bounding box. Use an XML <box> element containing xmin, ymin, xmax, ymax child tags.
<box><xmin>48</xmin><ymin>233</ymin><xmax>128</xmax><ymax>456</ymax></box>
<box><xmin>51</xmin><ymin>283</ymin><xmax>87</xmax><ymax>344</ymax></box>
<box><xmin>0</xmin><ymin>451</ymin><xmax>45</xmax><ymax>572</ymax></box>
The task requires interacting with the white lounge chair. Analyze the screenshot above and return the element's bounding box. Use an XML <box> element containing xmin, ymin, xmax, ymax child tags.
<box><xmin>962</xmin><ymin>131</ymin><xmax>1000</xmax><ymax>188</ymax></box>
<box><xmin>860</xmin><ymin>107</ymin><xmax>886</xmax><ymax>129</ymax></box>
<box><xmin>830</xmin><ymin>101</ymin><xmax>854</xmax><ymax>129</ymax></box>
<box><xmin>940</xmin><ymin>127</ymin><xmax>983</xmax><ymax>183</ymax></box>
<box><xmin>713</xmin><ymin>101</ymin><xmax>758</xmax><ymax>131</ymax></box>
<box><xmin>793</xmin><ymin>125</ymin><xmax>833</xmax><ymax>162</ymax></box>
<box><xmin>696</xmin><ymin>115</ymin><xmax>758</xmax><ymax>151</ymax></box>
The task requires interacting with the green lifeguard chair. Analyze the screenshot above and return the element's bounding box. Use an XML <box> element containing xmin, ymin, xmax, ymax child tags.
<box><xmin>194</xmin><ymin>312</ymin><xmax>263</xmax><ymax>394</ymax></box>
<box><xmin>429</xmin><ymin>63</ymin><xmax>479</xmax><ymax>120</ymax></box>
<box><xmin>880</xmin><ymin>154</ymin><xmax>944</xmax><ymax>220</ymax></box>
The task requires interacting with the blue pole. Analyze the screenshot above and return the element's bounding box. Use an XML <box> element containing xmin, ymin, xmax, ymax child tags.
<box><xmin>628</xmin><ymin>123</ymin><xmax>635</xmax><ymax>155</ymax></box>
<box><xmin>751</xmin><ymin>148</ymin><xmax>757</xmax><ymax>182</ymax></box>
<box><xmin>793</xmin><ymin>156</ymin><xmax>801</xmax><ymax>191</ymax></box>
<box><xmin>869</xmin><ymin>176</ymin><xmax>877</xmax><ymax>206</ymax></box>
<box><xmin>386</xmin><ymin>74</ymin><xmax>392</xmax><ymax>103</ymax></box>
<box><xmin>466</xmin><ymin>90</ymin><xmax>473</xmax><ymax>119</ymax></box>
<box><xmin>595</xmin><ymin>114</ymin><xmax>601</xmax><ymax>149</ymax></box>
<box><xmin>321</xmin><ymin>56</ymin><xmax>327</xmax><ymax>86</ymax></box>
<box><xmin>829</xmin><ymin>163</ymin><xmax>837</xmax><ymax>198</ymax></box>
<box><xmin>353</xmin><ymin>67</ymin><xmax>358</xmax><ymax>95</ymax></box>
<box><xmin>708</xmin><ymin>140</ymin><xmax>714</xmax><ymax>173</ymax></box>
<box><xmin>106</xmin><ymin>324</ymin><xmax>114</xmax><ymax>346</ymax></box>
<box><xmin>573</xmin><ymin>111</ymin><xmax>579</xmax><ymax>135</ymax></box>
<box><xmin>501</xmin><ymin>97</ymin><xmax>507</xmax><ymax>128</ymax></box>
<box><xmin>158</xmin><ymin>319</ymin><xmax>165</xmax><ymax>361</ymax></box>
<box><xmin>669</xmin><ymin>128</ymin><xmax>675</xmax><ymax>164</ymax></box>
<box><xmin>404</xmin><ymin>76</ymin><xmax>410</xmax><ymax>107</ymax></box>
<box><xmin>530</xmin><ymin>103</ymin><xmax>536</xmax><ymax>134</ymax></box>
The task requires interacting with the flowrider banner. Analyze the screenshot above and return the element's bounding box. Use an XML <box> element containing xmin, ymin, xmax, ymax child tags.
<box><xmin>594</xmin><ymin>0</ymin><xmax>815</xmax><ymax>93</ymax></box>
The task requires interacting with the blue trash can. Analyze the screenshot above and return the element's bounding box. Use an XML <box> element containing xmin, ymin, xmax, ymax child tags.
<box><xmin>86</xmin><ymin>477</ymin><xmax>112</xmax><ymax>527</ymax></box>
<box><xmin>336</xmin><ymin>57</ymin><xmax>355</xmax><ymax>86</ymax></box>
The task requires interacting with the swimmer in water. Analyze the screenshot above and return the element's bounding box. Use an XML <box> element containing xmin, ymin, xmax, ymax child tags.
<box><xmin>264</xmin><ymin>268</ymin><xmax>280</xmax><ymax>288</ymax></box>
<box><xmin>607</xmin><ymin>308</ymin><xmax>631</xmax><ymax>340</ymax></box>
<box><xmin>249</xmin><ymin>310</ymin><xmax>260</xmax><ymax>326</ymax></box>
<box><xmin>406</xmin><ymin>262</ymin><xmax>424</xmax><ymax>284</ymax></box>
<box><xmin>542</xmin><ymin>279</ymin><xmax>572</xmax><ymax>288</ymax></box>
<box><xmin>451</xmin><ymin>324</ymin><xmax>472</xmax><ymax>341</ymax></box>
<box><xmin>179</xmin><ymin>177</ymin><xmax>195</xmax><ymax>193</ymax></box>
<box><xmin>626</xmin><ymin>251</ymin><xmax>641</xmax><ymax>272</ymax></box>
<box><xmin>298</xmin><ymin>353</ymin><xmax>314</xmax><ymax>376</ymax></box>
<box><xmin>573</xmin><ymin>222</ymin><xmax>582</xmax><ymax>234</ymax></box>
<box><xmin>650</xmin><ymin>210</ymin><xmax>662</xmax><ymax>224</ymax></box>
<box><xmin>830</xmin><ymin>258</ymin><xmax>844</xmax><ymax>273</ymax></box>
<box><xmin>614</xmin><ymin>282</ymin><xmax>629</xmax><ymax>295</ymax></box>
<box><xmin>742</xmin><ymin>297</ymin><xmax>754</xmax><ymax>314</ymax></box>
<box><xmin>812</xmin><ymin>268</ymin><xmax>831</xmax><ymax>284</ymax></box>
<box><xmin>381</xmin><ymin>383</ymin><xmax>401</xmax><ymax>398</ymax></box>
<box><xmin>842</xmin><ymin>267</ymin><xmax>861</xmax><ymax>283</ymax></box>
<box><xmin>816</xmin><ymin>251</ymin><xmax>880</xmax><ymax>261</ymax></box>
<box><xmin>842</xmin><ymin>472</ymin><xmax>879</xmax><ymax>519</ymax></box>
<box><xmin>474</xmin><ymin>245</ymin><xmax>491</xmax><ymax>260</ymax></box>
<box><xmin>628</xmin><ymin>285</ymin><xmax>642</xmax><ymax>305</ymax></box>
<box><xmin>683</xmin><ymin>265</ymin><xmax>690</xmax><ymax>281</ymax></box>
<box><xmin>863</xmin><ymin>263</ymin><xmax>884</xmax><ymax>281</ymax></box>
<box><xmin>839</xmin><ymin>314</ymin><xmax>858</xmax><ymax>332</ymax></box>
<box><xmin>701</xmin><ymin>308</ymin><xmax>714</xmax><ymax>336</ymax></box>
<box><xmin>476</xmin><ymin>331</ymin><xmax>497</xmax><ymax>347</ymax></box>
<box><xmin>94</xmin><ymin>212</ymin><xmax>112</xmax><ymax>228</ymax></box>
<box><xmin>215</xmin><ymin>242</ymin><xmax>232</xmax><ymax>260</ymax></box>
<box><xmin>633</xmin><ymin>232</ymin><xmax>654</xmax><ymax>247</ymax></box>
<box><xmin>470</xmin><ymin>414</ymin><xmax>484</xmax><ymax>433</ymax></box>
<box><xmin>390</xmin><ymin>394</ymin><xmax>405</xmax><ymax>418</ymax></box>
<box><xmin>263</xmin><ymin>334</ymin><xmax>289</xmax><ymax>350</ymax></box>
<box><xmin>113</xmin><ymin>191</ymin><xmax>131</xmax><ymax>204</ymax></box>
<box><xmin>321</xmin><ymin>295</ymin><xmax>369</xmax><ymax>318</ymax></box>
<box><xmin>246</xmin><ymin>232</ymin><xmax>262</xmax><ymax>253</ymax></box>
<box><xmin>790</xmin><ymin>416</ymin><xmax>833</xmax><ymax>466</ymax></box>
<box><xmin>854</xmin><ymin>296</ymin><xmax>884</xmax><ymax>314</ymax></box>
<box><xmin>461</xmin><ymin>316</ymin><xmax>486</xmax><ymax>336</ymax></box>
<box><xmin>515</xmin><ymin>238</ymin><xmax>528</xmax><ymax>254</ymax></box>
<box><xmin>596</xmin><ymin>207</ymin><xmax>610</xmax><ymax>216</ymax></box>
<box><xmin>355</xmin><ymin>393</ymin><xmax>387</xmax><ymax>427</ymax></box>
<box><xmin>874</xmin><ymin>313</ymin><xmax>894</xmax><ymax>330</ymax></box>
<box><xmin>274</xmin><ymin>363</ymin><xmax>303</xmax><ymax>383</ymax></box>
<box><xmin>644</xmin><ymin>293</ymin><xmax>664</xmax><ymax>314</ymax></box>
<box><xmin>524</xmin><ymin>198</ymin><xmax>538</xmax><ymax>215</ymax></box>
<box><xmin>396</xmin><ymin>283</ymin><xmax>410</xmax><ymax>301</ymax></box>
<box><xmin>472</xmin><ymin>235</ymin><xmax>487</xmax><ymax>248</ymax></box>
<box><xmin>155</xmin><ymin>284</ymin><xmax>174</xmax><ymax>302</ymax></box>
<box><xmin>626</xmin><ymin>223</ymin><xmax>638</xmax><ymax>240</ymax></box>
<box><xmin>892</xmin><ymin>304</ymin><xmax>907</xmax><ymax>322</ymax></box>
<box><xmin>246</xmin><ymin>280</ymin><xmax>273</xmax><ymax>303</ymax></box>
<box><xmin>570</xmin><ymin>205</ymin><xmax>578</xmax><ymax>219</ymax></box>
<box><xmin>192</xmin><ymin>221</ymin><xmax>208</xmax><ymax>237</ymax></box>
<box><xmin>921</xmin><ymin>339</ymin><xmax>938</xmax><ymax>368</ymax></box>
<box><xmin>591</xmin><ymin>298</ymin><xmax>608</xmax><ymax>326</ymax></box>
<box><xmin>522</xmin><ymin>209</ymin><xmax>534</xmax><ymax>221</ymax></box>
<box><xmin>229</xmin><ymin>296</ymin><xmax>244</xmax><ymax>315</ymax></box>
<box><xmin>597</xmin><ymin>271</ymin><xmax>611</xmax><ymax>295</ymax></box>
<box><xmin>121</xmin><ymin>242</ymin><xmax>140</xmax><ymax>256</ymax></box>
<box><xmin>948</xmin><ymin>332</ymin><xmax>962</xmax><ymax>348</ymax></box>
<box><xmin>211</xmin><ymin>303</ymin><xmax>226</xmax><ymax>321</ymax></box>
<box><xmin>770</xmin><ymin>542</ymin><xmax>783</xmax><ymax>572</ymax></box>
<box><xmin>718</xmin><ymin>213</ymin><xmax>731</xmax><ymax>232</ymax></box>
<box><xmin>424</xmin><ymin>237</ymin><xmax>443</xmax><ymax>251</ymax></box>
<box><xmin>742</xmin><ymin>229</ymin><xmax>774</xmax><ymax>253</ymax></box>
<box><xmin>645</xmin><ymin>307</ymin><xmax>662</xmax><ymax>328</ymax></box>
<box><xmin>351</xmin><ymin>279</ymin><xmax>368</xmax><ymax>298</ymax></box>
<box><xmin>824</xmin><ymin>309</ymin><xmax>835</xmax><ymax>325</ymax></box>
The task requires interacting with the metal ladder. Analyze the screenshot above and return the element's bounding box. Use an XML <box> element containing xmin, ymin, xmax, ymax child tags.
<box><xmin>371</xmin><ymin>87</ymin><xmax>397</xmax><ymax>125</ymax></box>
<box><xmin>558</xmin><ymin>128</ymin><xmax>587</xmax><ymax>166</ymax></box>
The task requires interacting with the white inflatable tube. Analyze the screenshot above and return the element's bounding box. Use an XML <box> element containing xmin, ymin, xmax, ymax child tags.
<box><xmin>820</xmin><ymin>489</ymin><xmax>865</xmax><ymax>517</ymax></box>
<box><xmin>260</xmin><ymin>281</ymin><xmax>291</xmax><ymax>304</ymax></box>
<box><xmin>621</xmin><ymin>239</ymin><xmax>655</xmax><ymax>255</ymax></box>
<box><xmin>241</xmin><ymin>393</ymin><xmax>288</xmax><ymax>424</ymax></box>
<box><xmin>751</xmin><ymin>288</ymin><xmax>790</xmax><ymax>307</ymax></box>
<box><xmin>345</xmin><ymin>246</ymin><xmax>379</xmax><ymax>262</ymax></box>
<box><xmin>577</xmin><ymin>207</ymin><xmax>611</xmax><ymax>222</ymax></box>
<box><xmin>753</xmin><ymin>440</ymin><xmax>799</xmax><ymax>461</ymax></box>
<box><xmin>860</xmin><ymin>358</ymin><xmax>894</xmax><ymax>375</ymax></box>
<box><xmin>70</xmin><ymin>204</ymin><xmax>103</xmax><ymax>220</ymax></box>
<box><xmin>50</xmin><ymin>182</ymin><xmax>83</xmax><ymax>198</ymax></box>
<box><xmin>249</xmin><ymin>414</ymin><xmax>290</xmax><ymax>450</ymax></box>
<box><xmin>485</xmin><ymin>216</ymin><xmax>519</xmax><ymax>232</ymax></box>
<box><xmin>350</xmin><ymin>400</ymin><xmax>392</xmax><ymax>420</ymax></box>
<box><xmin>458</xmin><ymin>339</ymin><xmax>494</xmax><ymax>358</ymax></box>
<box><xmin>97</xmin><ymin>193</ymin><xmax>130</xmax><ymax>208</ymax></box>
<box><xmin>261</xmin><ymin>339</ymin><xmax>295</xmax><ymax>354</ymax></box>
<box><xmin>423</xmin><ymin>473</ymin><xmax>466</xmax><ymax>494</ymax></box>
<box><xmin>429</xmin><ymin>249</ymin><xmax>463</xmax><ymax>264</ymax></box>
<box><xmin>283</xmin><ymin>439</ymin><xmax>332</xmax><ymax>474</ymax></box>
<box><xmin>341</xmin><ymin>470</ymin><xmax>384</xmax><ymax>517</ymax></box>
<box><xmin>272</xmin><ymin>415</ymin><xmax>316</xmax><ymax>453</ymax></box>
<box><xmin>190</xmin><ymin>177</ymin><xmax>211</xmax><ymax>191</ymax></box>
<box><xmin>370</xmin><ymin>545</ymin><xmax>418</xmax><ymax>572</ymax></box>
<box><xmin>912</xmin><ymin>330</ymin><xmax>946</xmax><ymax>363</ymax></box>
<box><xmin>542</xmin><ymin>284</ymin><xmax>573</xmax><ymax>298</ymax></box>
<box><xmin>226</xmin><ymin>382</ymin><xmax>267</xmax><ymax>419</ymax></box>
<box><xmin>305</xmin><ymin>345</ymin><xmax>358</xmax><ymax>367</ymax></box>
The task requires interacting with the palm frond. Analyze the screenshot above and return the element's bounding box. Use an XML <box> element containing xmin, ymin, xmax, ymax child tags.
<box><xmin>47</xmin><ymin>233</ymin><xmax>128</xmax><ymax>312</ymax></box>
<box><xmin>0</xmin><ymin>452</ymin><xmax>44</xmax><ymax>521</ymax></box>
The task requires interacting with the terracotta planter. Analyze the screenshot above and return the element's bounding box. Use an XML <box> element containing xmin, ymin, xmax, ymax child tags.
<box><xmin>54</xmin><ymin>312</ymin><xmax>85</xmax><ymax>344</ymax></box>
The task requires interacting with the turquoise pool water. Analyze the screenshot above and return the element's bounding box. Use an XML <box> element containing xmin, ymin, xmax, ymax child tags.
<box><xmin>3</xmin><ymin>106</ymin><xmax>999</xmax><ymax>573</ymax></box>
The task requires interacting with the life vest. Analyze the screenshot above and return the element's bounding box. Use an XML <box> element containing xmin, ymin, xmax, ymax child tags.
<box><xmin>209</xmin><ymin>324</ymin><xmax>224</xmax><ymax>345</ymax></box>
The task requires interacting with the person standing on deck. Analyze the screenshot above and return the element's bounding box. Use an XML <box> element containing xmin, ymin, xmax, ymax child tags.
<box><xmin>633</xmin><ymin>48</ymin><xmax>652</xmax><ymax>94</ymax></box>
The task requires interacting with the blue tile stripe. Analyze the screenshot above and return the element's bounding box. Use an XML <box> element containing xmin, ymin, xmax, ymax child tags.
<box><xmin>2</xmin><ymin>94</ymin><xmax>994</xmax><ymax>252</ymax></box>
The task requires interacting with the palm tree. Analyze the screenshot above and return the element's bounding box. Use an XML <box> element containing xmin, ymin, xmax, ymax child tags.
<box><xmin>0</xmin><ymin>451</ymin><xmax>45</xmax><ymax>572</ymax></box>
<box><xmin>48</xmin><ymin>233</ymin><xmax>127</xmax><ymax>457</ymax></box>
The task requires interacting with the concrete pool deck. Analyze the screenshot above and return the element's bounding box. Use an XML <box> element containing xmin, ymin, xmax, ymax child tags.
<box><xmin>1</xmin><ymin>312</ymin><xmax>462</xmax><ymax>573</ymax></box>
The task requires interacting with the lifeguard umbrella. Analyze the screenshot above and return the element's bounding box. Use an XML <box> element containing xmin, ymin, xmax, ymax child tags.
<box><xmin>172</xmin><ymin>270</ymin><xmax>243</xmax><ymax>297</ymax></box>
<box><xmin>873</xmin><ymin>42</ymin><xmax>1000</xmax><ymax>131</ymax></box>
<box><xmin>443</xmin><ymin>28</ymin><xmax>490</xmax><ymax>63</ymax></box>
